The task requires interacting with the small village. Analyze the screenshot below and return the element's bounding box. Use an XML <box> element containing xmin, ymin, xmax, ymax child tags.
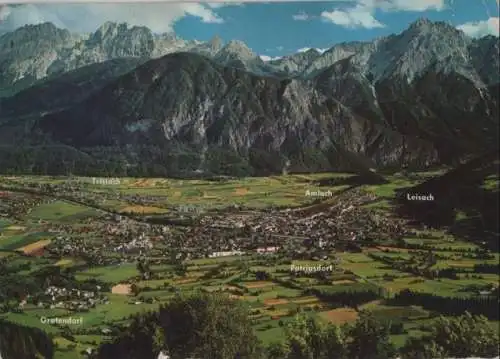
<box><xmin>29</xmin><ymin>286</ymin><xmax>108</xmax><ymax>312</ymax></box>
<box><xmin>1</xmin><ymin>178</ymin><xmax>410</xmax><ymax>266</ymax></box>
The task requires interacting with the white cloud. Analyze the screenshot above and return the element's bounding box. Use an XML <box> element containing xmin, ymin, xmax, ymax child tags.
<box><xmin>321</xmin><ymin>3</ymin><xmax>385</xmax><ymax>29</ymax></box>
<box><xmin>0</xmin><ymin>3</ymin><xmax>223</xmax><ymax>33</ymax></box>
<box><xmin>457</xmin><ymin>17</ymin><xmax>499</xmax><ymax>38</ymax></box>
<box><xmin>376</xmin><ymin>0</ymin><xmax>446</xmax><ymax>12</ymax></box>
<box><xmin>260</xmin><ymin>55</ymin><xmax>281</xmax><ymax>62</ymax></box>
<box><xmin>297</xmin><ymin>47</ymin><xmax>328</xmax><ymax>54</ymax></box>
<box><xmin>293</xmin><ymin>12</ymin><xmax>310</xmax><ymax>21</ymax></box>
<box><xmin>318</xmin><ymin>0</ymin><xmax>445</xmax><ymax>29</ymax></box>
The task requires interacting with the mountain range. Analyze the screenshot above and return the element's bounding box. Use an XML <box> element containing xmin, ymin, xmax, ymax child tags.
<box><xmin>0</xmin><ymin>19</ymin><xmax>498</xmax><ymax>177</ymax></box>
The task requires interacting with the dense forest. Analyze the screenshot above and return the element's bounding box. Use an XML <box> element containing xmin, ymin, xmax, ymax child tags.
<box><xmin>0</xmin><ymin>145</ymin><xmax>282</xmax><ymax>178</ymax></box>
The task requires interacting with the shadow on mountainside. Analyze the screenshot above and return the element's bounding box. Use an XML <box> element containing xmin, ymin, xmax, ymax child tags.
<box><xmin>394</xmin><ymin>151</ymin><xmax>499</xmax><ymax>250</ymax></box>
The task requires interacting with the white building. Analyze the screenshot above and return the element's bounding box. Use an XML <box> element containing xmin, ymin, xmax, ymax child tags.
<box><xmin>208</xmin><ymin>250</ymin><xmax>244</xmax><ymax>258</ymax></box>
<box><xmin>256</xmin><ymin>246</ymin><xmax>279</xmax><ymax>254</ymax></box>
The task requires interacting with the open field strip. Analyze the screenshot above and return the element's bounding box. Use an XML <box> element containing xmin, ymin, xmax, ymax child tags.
<box><xmin>54</xmin><ymin>258</ymin><xmax>73</xmax><ymax>266</ymax></box>
<box><xmin>173</xmin><ymin>278</ymin><xmax>198</xmax><ymax>284</ymax></box>
<box><xmin>263</xmin><ymin>298</ymin><xmax>290</xmax><ymax>306</ymax></box>
<box><xmin>332</xmin><ymin>279</ymin><xmax>357</xmax><ymax>285</ymax></box>
<box><xmin>290</xmin><ymin>296</ymin><xmax>321</xmax><ymax>305</ymax></box>
<box><xmin>136</xmin><ymin>279</ymin><xmax>171</xmax><ymax>289</ymax></box>
<box><xmin>111</xmin><ymin>284</ymin><xmax>132</xmax><ymax>295</ymax></box>
<box><xmin>0</xmin><ymin>218</ymin><xmax>13</xmax><ymax>228</ymax></box>
<box><xmin>369</xmin><ymin>305</ymin><xmax>430</xmax><ymax>321</ymax></box>
<box><xmin>75</xmin><ymin>263</ymin><xmax>140</xmax><ymax>283</ymax></box>
<box><xmin>5</xmin><ymin>225</ymin><xmax>26</xmax><ymax>231</ymax></box>
<box><xmin>241</xmin><ymin>281</ymin><xmax>276</xmax><ymax>289</ymax></box>
<box><xmin>119</xmin><ymin>205</ymin><xmax>169</xmax><ymax>214</ymax></box>
<box><xmin>266</xmin><ymin>309</ymin><xmax>290</xmax><ymax>318</ymax></box>
<box><xmin>0</xmin><ymin>230</ymin><xmax>52</xmax><ymax>250</ymax></box>
<box><xmin>96</xmin><ymin>173</ymin><xmax>356</xmax><ymax>209</ymax></box>
<box><xmin>27</xmin><ymin>201</ymin><xmax>98</xmax><ymax>222</ymax></box>
<box><xmin>319</xmin><ymin>307</ymin><xmax>359</xmax><ymax>324</ymax></box>
<box><xmin>18</xmin><ymin>239</ymin><xmax>51</xmax><ymax>254</ymax></box>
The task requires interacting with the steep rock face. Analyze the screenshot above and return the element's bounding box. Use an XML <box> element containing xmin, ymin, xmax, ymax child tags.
<box><xmin>0</xmin><ymin>57</ymin><xmax>145</xmax><ymax>119</ymax></box>
<box><xmin>0</xmin><ymin>22</ymin><xmax>194</xmax><ymax>96</ymax></box>
<box><xmin>376</xmin><ymin>70</ymin><xmax>498</xmax><ymax>161</ymax></box>
<box><xmin>48</xmin><ymin>22</ymin><xmax>155</xmax><ymax>76</ymax></box>
<box><xmin>34</xmin><ymin>52</ymin><xmax>443</xmax><ymax>172</ymax></box>
<box><xmin>303</xmin><ymin>41</ymin><xmax>371</xmax><ymax>78</ymax></box>
<box><xmin>88</xmin><ymin>22</ymin><xmax>155</xmax><ymax>58</ymax></box>
<box><xmin>2</xmin><ymin>18</ymin><xmax>498</xmax><ymax>97</ymax></box>
<box><xmin>302</xmin><ymin>19</ymin><xmax>491</xmax><ymax>87</ymax></box>
<box><xmin>213</xmin><ymin>40</ymin><xmax>268</xmax><ymax>74</ymax></box>
<box><xmin>366</xmin><ymin>19</ymin><xmax>474</xmax><ymax>84</ymax></box>
<box><xmin>0</xmin><ymin>22</ymin><xmax>77</xmax><ymax>96</ymax></box>
<box><xmin>152</xmin><ymin>32</ymin><xmax>194</xmax><ymax>58</ymax></box>
<box><xmin>469</xmin><ymin>35</ymin><xmax>500</xmax><ymax>86</ymax></box>
<box><xmin>191</xmin><ymin>35</ymin><xmax>223</xmax><ymax>57</ymax></box>
<box><xmin>268</xmin><ymin>49</ymin><xmax>322</xmax><ymax>77</ymax></box>
<box><xmin>313</xmin><ymin>57</ymin><xmax>439</xmax><ymax>167</ymax></box>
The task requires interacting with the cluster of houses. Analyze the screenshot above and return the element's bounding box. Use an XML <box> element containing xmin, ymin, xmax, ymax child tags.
<box><xmin>49</xmin><ymin>217</ymin><xmax>162</xmax><ymax>263</ymax></box>
<box><xmin>23</xmin><ymin>285</ymin><xmax>108</xmax><ymax>312</ymax></box>
<box><xmin>36</xmin><ymin>184</ymin><xmax>409</xmax><ymax>266</ymax></box>
<box><xmin>3</xmin><ymin>177</ymin><xmax>409</xmax><ymax>269</ymax></box>
<box><xmin>0</xmin><ymin>190</ymin><xmax>49</xmax><ymax>220</ymax></box>
<box><xmin>189</xmin><ymin>188</ymin><xmax>407</xmax><ymax>259</ymax></box>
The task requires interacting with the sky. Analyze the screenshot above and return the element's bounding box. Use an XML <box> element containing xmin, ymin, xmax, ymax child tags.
<box><xmin>0</xmin><ymin>0</ymin><xmax>498</xmax><ymax>60</ymax></box>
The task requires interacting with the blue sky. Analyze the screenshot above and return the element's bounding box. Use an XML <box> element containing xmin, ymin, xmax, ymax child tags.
<box><xmin>0</xmin><ymin>0</ymin><xmax>498</xmax><ymax>59</ymax></box>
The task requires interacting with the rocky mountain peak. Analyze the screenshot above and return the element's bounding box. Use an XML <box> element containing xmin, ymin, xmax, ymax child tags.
<box><xmin>214</xmin><ymin>40</ymin><xmax>263</xmax><ymax>69</ymax></box>
<box><xmin>15</xmin><ymin>22</ymin><xmax>63</xmax><ymax>35</ymax></box>
<box><xmin>303</xmin><ymin>41</ymin><xmax>371</xmax><ymax>77</ymax></box>
<box><xmin>1</xmin><ymin>18</ymin><xmax>498</xmax><ymax>99</ymax></box>
<box><xmin>151</xmin><ymin>32</ymin><xmax>191</xmax><ymax>58</ymax></box>
<box><xmin>365</xmin><ymin>17</ymin><xmax>472</xmax><ymax>84</ymax></box>
<box><xmin>408</xmin><ymin>17</ymin><xmax>433</xmax><ymax>30</ymax></box>
<box><xmin>220</xmin><ymin>40</ymin><xmax>256</xmax><ymax>59</ymax></box>
<box><xmin>297</xmin><ymin>48</ymin><xmax>321</xmax><ymax>60</ymax></box>
<box><xmin>209</xmin><ymin>35</ymin><xmax>223</xmax><ymax>52</ymax></box>
<box><xmin>89</xmin><ymin>22</ymin><xmax>152</xmax><ymax>44</ymax></box>
<box><xmin>304</xmin><ymin>48</ymin><xmax>320</xmax><ymax>54</ymax></box>
<box><xmin>96</xmin><ymin>21</ymin><xmax>122</xmax><ymax>34</ymax></box>
<box><xmin>0</xmin><ymin>22</ymin><xmax>76</xmax><ymax>95</ymax></box>
<box><xmin>0</xmin><ymin>22</ymin><xmax>71</xmax><ymax>48</ymax></box>
<box><xmin>407</xmin><ymin>17</ymin><xmax>465</xmax><ymax>39</ymax></box>
<box><xmin>266</xmin><ymin>48</ymin><xmax>323</xmax><ymax>76</ymax></box>
<box><xmin>83</xmin><ymin>21</ymin><xmax>154</xmax><ymax>59</ymax></box>
<box><xmin>156</xmin><ymin>32</ymin><xmax>178</xmax><ymax>42</ymax></box>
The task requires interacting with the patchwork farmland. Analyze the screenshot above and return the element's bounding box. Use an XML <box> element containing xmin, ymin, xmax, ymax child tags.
<box><xmin>0</xmin><ymin>172</ymin><xmax>498</xmax><ymax>358</ymax></box>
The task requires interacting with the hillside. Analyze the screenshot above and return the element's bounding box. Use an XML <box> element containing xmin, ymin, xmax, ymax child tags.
<box><xmin>0</xmin><ymin>19</ymin><xmax>498</xmax><ymax>177</ymax></box>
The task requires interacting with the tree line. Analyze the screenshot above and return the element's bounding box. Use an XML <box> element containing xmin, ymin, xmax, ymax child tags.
<box><xmin>0</xmin><ymin>319</ymin><xmax>54</xmax><ymax>359</ymax></box>
<box><xmin>391</xmin><ymin>289</ymin><xmax>499</xmax><ymax>320</ymax></box>
<box><xmin>0</xmin><ymin>143</ymin><xmax>348</xmax><ymax>178</ymax></box>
